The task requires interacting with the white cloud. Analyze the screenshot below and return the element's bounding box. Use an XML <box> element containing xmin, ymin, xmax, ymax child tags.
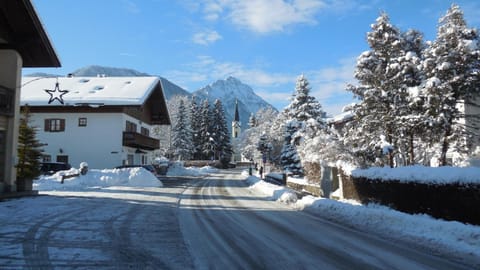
<box><xmin>195</xmin><ymin>0</ymin><xmax>369</xmax><ymax>34</ymax></box>
<box><xmin>192</xmin><ymin>30</ymin><xmax>222</xmax><ymax>45</ymax></box>
<box><xmin>228</xmin><ymin>0</ymin><xmax>325</xmax><ymax>33</ymax></box>
<box><xmin>203</xmin><ymin>1</ymin><xmax>224</xmax><ymax>21</ymax></box>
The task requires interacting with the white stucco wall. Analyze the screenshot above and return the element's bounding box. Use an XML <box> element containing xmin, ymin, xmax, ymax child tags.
<box><xmin>30</xmin><ymin>112</ymin><xmax>124</xmax><ymax>169</ymax></box>
<box><xmin>27</xmin><ymin>111</ymin><xmax>159</xmax><ymax>169</ymax></box>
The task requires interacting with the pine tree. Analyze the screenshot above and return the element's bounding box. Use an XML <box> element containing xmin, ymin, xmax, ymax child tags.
<box><xmin>248</xmin><ymin>113</ymin><xmax>257</xmax><ymax>128</ymax></box>
<box><xmin>171</xmin><ymin>99</ymin><xmax>194</xmax><ymax>160</ymax></box>
<box><xmin>278</xmin><ymin>75</ymin><xmax>325</xmax><ymax>172</ymax></box>
<box><xmin>346</xmin><ymin>12</ymin><xmax>405</xmax><ymax>167</ymax></box>
<box><xmin>422</xmin><ymin>4</ymin><xmax>480</xmax><ymax>165</ymax></box>
<box><xmin>280</xmin><ymin>120</ymin><xmax>303</xmax><ymax>176</ymax></box>
<box><xmin>199</xmin><ymin>99</ymin><xmax>214</xmax><ymax>160</ymax></box>
<box><xmin>394</xmin><ymin>29</ymin><xmax>426</xmax><ymax>165</ymax></box>
<box><xmin>16</xmin><ymin>106</ymin><xmax>43</xmax><ymax>181</ymax></box>
<box><xmin>285</xmin><ymin>75</ymin><xmax>324</xmax><ymax>122</ymax></box>
<box><xmin>257</xmin><ymin>132</ymin><xmax>273</xmax><ymax>164</ymax></box>
<box><xmin>211</xmin><ymin>99</ymin><xmax>233</xmax><ymax>165</ymax></box>
<box><xmin>190</xmin><ymin>96</ymin><xmax>203</xmax><ymax>159</ymax></box>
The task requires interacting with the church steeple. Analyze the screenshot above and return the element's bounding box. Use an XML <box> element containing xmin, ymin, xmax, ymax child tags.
<box><xmin>234</xmin><ymin>99</ymin><xmax>240</xmax><ymax>122</ymax></box>
<box><xmin>232</xmin><ymin>99</ymin><xmax>241</xmax><ymax>139</ymax></box>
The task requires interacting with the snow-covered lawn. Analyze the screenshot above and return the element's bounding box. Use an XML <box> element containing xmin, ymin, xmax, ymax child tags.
<box><xmin>33</xmin><ymin>163</ymin><xmax>219</xmax><ymax>191</ymax></box>
<box><xmin>244</xmin><ymin>170</ymin><xmax>480</xmax><ymax>263</ymax></box>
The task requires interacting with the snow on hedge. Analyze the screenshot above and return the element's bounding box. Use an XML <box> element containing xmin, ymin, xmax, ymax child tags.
<box><xmin>34</xmin><ymin>167</ymin><xmax>162</xmax><ymax>191</ymax></box>
<box><xmin>346</xmin><ymin>165</ymin><xmax>480</xmax><ymax>185</ymax></box>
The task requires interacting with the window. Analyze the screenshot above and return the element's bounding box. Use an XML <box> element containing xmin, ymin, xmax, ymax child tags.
<box><xmin>141</xmin><ymin>127</ymin><xmax>149</xmax><ymax>136</ymax></box>
<box><xmin>78</xmin><ymin>117</ymin><xmax>87</xmax><ymax>127</ymax></box>
<box><xmin>43</xmin><ymin>155</ymin><xmax>51</xmax><ymax>162</ymax></box>
<box><xmin>126</xmin><ymin>121</ymin><xmax>137</xmax><ymax>132</ymax></box>
<box><xmin>56</xmin><ymin>155</ymin><xmax>69</xmax><ymax>163</ymax></box>
<box><xmin>45</xmin><ymin>119</ymin><xmax>65</xmax><ymax>132</ymax></box>
<box><xmin>127</xmin><ymin>154</ymin><xmax>134</xmax><ymax>165</ymax></box>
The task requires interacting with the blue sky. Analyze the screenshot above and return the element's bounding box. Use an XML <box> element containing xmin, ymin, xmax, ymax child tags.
<box><xmin>27</xmin><ymin>0</ymin><xmax>480</xmax><ymax>116</ymax></box>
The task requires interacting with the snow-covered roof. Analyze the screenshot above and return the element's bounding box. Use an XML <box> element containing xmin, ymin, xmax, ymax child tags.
<box><xmin>21</xmin><ymin>76</ymin><xmax>160</xmax><ymax>106</ymax></box>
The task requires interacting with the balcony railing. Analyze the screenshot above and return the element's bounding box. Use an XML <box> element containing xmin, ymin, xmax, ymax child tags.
<box><xmin>122</xmin><ymin>131</ymin><xmax>159</xmax><ymax>150</ymax></box>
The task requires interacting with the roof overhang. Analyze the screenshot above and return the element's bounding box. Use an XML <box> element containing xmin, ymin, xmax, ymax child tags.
<box><xmin>0</xmin><ymin>0</ymin><xmax>60</xmax><ymax>67</ymax></box>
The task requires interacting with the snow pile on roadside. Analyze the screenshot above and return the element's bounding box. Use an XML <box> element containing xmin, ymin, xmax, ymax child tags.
<box><xmin>348</xmin><ymin>165</ymin><xmax>480</xmax><ymax>185</ymax></box>
<box><xmin>34</xmin><ymin>167</ymin><xmax>162</xmax><ymax>191</ymax></box>
<box><xmin>245</xmin><ymin>175</ymin><xmax>297</xmax><ymax>203</ymax></box>
<box><xmin>243</xmin><ymin>173</ymin><xmax>480</xmax><ymax>263</ymax></box>
<box><xmin>167</xmin><ymin>162</ymin><xmax>218</xmax><ymax>177</ymax></box>
<box><xmin>297</xmin><ymin>196</ymin><xmax>480</xmax><ymax>261</ymax></box>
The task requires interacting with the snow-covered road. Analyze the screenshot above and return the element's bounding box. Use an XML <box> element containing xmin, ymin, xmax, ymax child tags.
<box><xmin>0</xmin><ymin>185</ymin><xmax>194</xmax><ymax>269</ymax></box>
<box><xmin>179</xmin><ymin>170</ymin><xmax>472</xmax><ymax>270</ymax></box>
<box><xmin>0</xmin><ymin>169</ymin><xmax>475</xmax><ymax>269</ymax></box>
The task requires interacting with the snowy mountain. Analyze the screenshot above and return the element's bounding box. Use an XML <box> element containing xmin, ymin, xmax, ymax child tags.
<box><xmin>158</xmin><ymin>77</ymin><xmax>191</xmax><ymax>100</ymax></box>
<box><xmin>193</xmin><ymin>76</ymin><xmax>277</xmax><ymax>130</ymax></box>
<box><xmin>72</xmin><ymin>65</ymin><xmax>150</xmax><ymax>77</ymax></box>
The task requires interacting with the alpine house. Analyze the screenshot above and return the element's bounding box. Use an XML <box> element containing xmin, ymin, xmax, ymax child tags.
<box><xmin>20</xmin><ymin>76</ymin><xmax>170</xmax><ymax>169</ymax></box>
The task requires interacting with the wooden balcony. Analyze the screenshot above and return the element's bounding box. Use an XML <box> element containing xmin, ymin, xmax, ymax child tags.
<box><xmin>122</xmin><ymin>132</ymin><xmax>159</xmax><ymax>150</ymax></box>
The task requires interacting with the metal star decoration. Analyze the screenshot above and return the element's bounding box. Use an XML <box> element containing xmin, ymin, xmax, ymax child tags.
<box><xmin>45</xmin><ymin>82</ymin><xmax>69</xmax><ymax>104</ymax></box>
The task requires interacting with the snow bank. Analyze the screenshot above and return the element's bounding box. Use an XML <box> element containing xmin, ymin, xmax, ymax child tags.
<box><xmin>243</xmin><ymin>172</ymin><xmax>480</xmax><ymax>264</ymax></box>
<box><xmin>34</xmin><ymin>167</ymin><xmax>162</xmax><ymax>191</ymax></box>
<box><xmin>166</xmin><ymin>162</ymin><xmax>218</xmax><ymax>177</ymax></box>
<box><xmin>245</xmin><ymin>174</ymin><xmax>297</xmax><ymax>204</ymax></box>
<box><xmin>350</xmin><ymin>165</ymin><xmax>480</xmax><ymax>185</ymax></box>
<box><xmin>297</xmin><ymin>196</ymin><xmax>480</xmax><ymax>261</ymax></box>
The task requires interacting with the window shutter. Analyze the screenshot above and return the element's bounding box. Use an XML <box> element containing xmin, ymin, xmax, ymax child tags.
<box><xmin>44</xmin><ymin>119</ymin><xmax>49</xmax><ymax>131</ymax></box>
<box><xmin>60</xmin><ymin>119</ymin><xmax>65</xmax><ymax>131</ymax></box>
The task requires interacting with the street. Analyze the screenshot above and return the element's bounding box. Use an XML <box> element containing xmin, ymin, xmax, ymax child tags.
<box><xmin>0</xmin><ymin>169</ymin><xmax>474</xmax><ymax>269</ymax></box>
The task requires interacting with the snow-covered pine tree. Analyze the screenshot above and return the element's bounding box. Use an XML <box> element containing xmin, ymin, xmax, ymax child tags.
<box><xmin>190</xmin><ymin>96</ymin><xmax>203</xmax><ymax>160</ymax></box>
<box><xmin>238</xmin><ymin>108</ymin><xmax>279</xmax><ymax>163</ymax></box>
<box><xmin>199</xmin><ymin>99</ymin><xmax>214</xmax><ymax>160</ymax></box>
<box><xmin>346</xmin><ymin>12</ymin><xmax>405</xmax><ymax>167</ymax></box>
<box><xmin>422</xmin><ymin>4</ymin><xmax>480</xmax><ymax>166</ymax></box>
<box><xmin>285</xmin><ymin>75</ymin><xmax>324</xmax><ymax>122</ymax></box>
<box><xmin>211</xmin><ymin>99</ymin><xmax>233</xmax><ymax>165</ymax></box>
<box><xmin>278</xmin><ymin>75</ymin><xmax>325</xmax><ymax>172</ymax></box>
<box><xmin>17</xmin><ymin>105</ymin><xmax>44</xmax><ymax>181</ymax></box>
<box><xmin>248</xmin><ymin>113</ymin><xmax>257</xmax><ymax>128</ymax></box>
<box><xmin>280</xmin><ymin>120</ymin><xmax>303</xmax><ymax>176</ymax></box>
<box><xmin>257</xmin><ymin>132</ymin><xmax>273</xmax><ymax>164</ymax></box>
<box><xmin>394</xmin><ymin>29</ymin><xmax>426</xmax><ymax>165</ymax></box>
<box><xmin>171</xmin><ymin>99</ymin><xmax>194</xmax><ymax>160</ymax></box>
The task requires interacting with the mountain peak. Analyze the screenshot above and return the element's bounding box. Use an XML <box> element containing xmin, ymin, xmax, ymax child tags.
<box><xmin>193</xmin><ymin>77</ymin><xmax>277</xmax><ymax>131</ymax></box>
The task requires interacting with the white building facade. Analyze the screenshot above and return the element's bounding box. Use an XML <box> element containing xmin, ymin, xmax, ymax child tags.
<box><xmin>21</xmin><ymin>76</ymin><xmax>170</xmax><ymax>169</ymax></box>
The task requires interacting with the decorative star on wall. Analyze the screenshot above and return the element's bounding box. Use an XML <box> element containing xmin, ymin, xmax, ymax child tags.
<box><xmin>45</xmin><ymin>82</ymin><xmax>69</xmax><ymax>104</ymax></box>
